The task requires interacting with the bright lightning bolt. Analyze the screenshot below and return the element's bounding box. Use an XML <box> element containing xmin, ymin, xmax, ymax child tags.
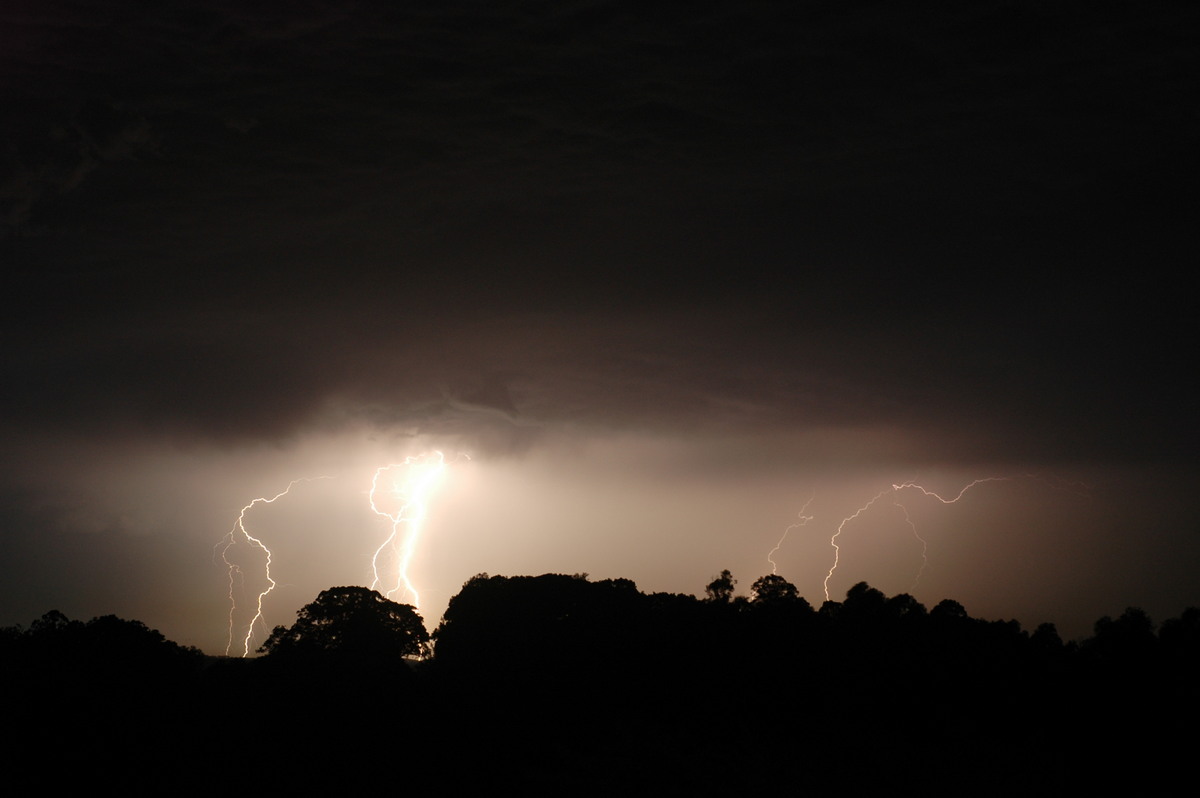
<box><xmin>216</xmin><ymin>476</ymin><xmax>332</xmax><ymax>657</ymax></box>
<box><xmin>822</xmin><ymin>477</ymin><xmax>1012</xmax><ymax>602</ymax></box>
<box><xmin>824</xmin><ymin>486</ymin><xmax>893</xmax><ymax>602</ymax></box>
<box><xmin>368</xmin><ymin>450</ymin><xmax>464</xmax><ymax>608</ymax></box>
<box><xmin>216</xmin><ymin>450</ymin><xmax>466</xmax><ymax>657</ymax></box>
<box><xmin>767</xmin><ymin>495</ymin><xmax>815</xmax><ymax>575</ymax></box>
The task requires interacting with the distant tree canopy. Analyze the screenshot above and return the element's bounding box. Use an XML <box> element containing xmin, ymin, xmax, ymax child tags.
<box><xmin>432</xmin><ymin>573</ymin><xmax>646</xmax><ymax>667</ymax></box>
<box><xmin>259</xmin><ymin>586</ymin><xmax>430</xmax><ymax>659</ymax></box>
<box><xmin>750</xmin><ymin>573</ymin><xmax>803</xmax><ymax>605</ymax></box>
<box><xmin>11</xmin><ymin>609</ymin><xmax>199</xmax><ymax>666</ymax></box>
<box><xmin>2</xmin><ymin>610</ymin><xmax>202</xmax><ymax>706</ymax></box>
<box><xmin>704</xmin><ymin>569</ymin><xmax>737</xmax><ymax>603</ymax></box>
<box><xmin>7</xmin><ymin>571</ymin><xmax>1197</xmax><ymax>691</ymax></box>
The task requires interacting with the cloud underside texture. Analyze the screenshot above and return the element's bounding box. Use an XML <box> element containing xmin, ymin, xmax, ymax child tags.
<box><xmin>3</xmin><ymin>2</ymin><xmax>1195</xmax><ymax>461</ymax></box>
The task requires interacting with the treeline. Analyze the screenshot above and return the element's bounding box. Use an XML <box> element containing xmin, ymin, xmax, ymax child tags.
<box><xmin>432</xmin><ymin>571</ymin><xmax>1200</xmax><ymax>677</ymax></box>
<box><xmin>7</xmin><ymin>572</ymin><xmax>1197</xmax><ymax>673</ymax></box>
<box><xmin>4</xmin><ymin>573</ymin><xmax>1197</xmax><ymax>792</ymax></box>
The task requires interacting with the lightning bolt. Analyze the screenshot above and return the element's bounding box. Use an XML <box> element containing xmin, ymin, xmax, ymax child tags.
<box><xmin>767</xmin><ymin>495</ymin><xmax>815</xmax><ymax>575</ymax></box>
<box><xmin>823</xmin><ymin>477</ymin><xmax>1012</xmax><ymax>601</ymax></box>
<box><xmin>368</xmin><ymin>450</ymin><xmax>466</xmax><ymax>608</ymax></box>
<box><xmin>216</xmin><ymin>476</ymin><xmax>332</xmax><ymax>657</ymax></box>
<box><xmin>823</xmin><ymin>486</ymin><xmax>893</xmax><ymax>602</ymax></box>
<box><xmin>893</xmin><ymin>477</ymin><xmax>1010</xmax><ymax>505</ymax></box>
<box><xmin>895</xmin><ymin>502</ymin><xmax>928</xmax><ymax>591</ymax></box>
<box><xmin>215</xmin><ymin>450</ymin><xmax>467</xmax><ymax>657</ymax></box>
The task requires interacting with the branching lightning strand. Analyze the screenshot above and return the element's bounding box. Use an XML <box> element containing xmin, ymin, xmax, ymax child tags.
<box><xmin>823</xmin><ymin>477</ymin><xmax>1012</xmax><ymax>601</ymax></box>
<box><xmin>767</xmin><ymin>495</ymin><xmax>815</xmax><ymax>575</ymax></box>
<box><xmin>216</xmin><ymin>476</ymin><xmax>332</xmax><ymax>657</ymax></box>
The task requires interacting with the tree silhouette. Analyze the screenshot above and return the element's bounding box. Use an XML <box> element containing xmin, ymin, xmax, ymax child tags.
<box><xmin>884</xmin><ymin>593</ymin><xmax>927</xmax><ymax>620</ymax></box>
<box><xmin>704</xmin><ymin>569</ymin><xmax>737</xmax><ymax>603</ymax></box>
<box><xmin>259</xmin><ymin>586</ymin><xmax>430</xmax><ymax>659</ymax></box>
<box><xmin>433</xmin><ymin>573</ymin><xmax>649</xmax><ymax>670</ymax></box>
<box><xmin>1160</xmin><ymin>607</ymin><xmax>1200</xmax><ymax>657</ymax></box>
<box><xmin>1084</xmin><ymin>606</ymin><xmax>1156</xmax><ymax>665</ymax></box>
<box><xmin>843</xmin><ymin>581</ymin><xmax>887</xmax><ymax>617</ymax></box>
<box><xmin>744</xmin><ymin>573</ymin><xmax>801</xmax><ymax>604</ymax></box>
<box><xmin>930</xmin><ymin>598</ymin><xmax>969</xmax><ymax>622</ymax></box>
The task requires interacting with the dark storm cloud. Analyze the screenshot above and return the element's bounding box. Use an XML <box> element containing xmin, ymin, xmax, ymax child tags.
<box><xmin>2</xmin><ymin>1</ymin><xmax>1196</xmax><ymax>460</ymax></box>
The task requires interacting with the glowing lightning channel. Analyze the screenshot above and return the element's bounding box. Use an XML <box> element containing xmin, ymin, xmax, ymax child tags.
<box><xmin>823</xmin><ymin>487</ymin><xmax>893</xmax><ymax>602</ymax></box>
<box><xmin>893</xmin><ymin>477</ymin><xmax>1010</xmax><ymax>505</ymax></box>
<box><xmin>367</xmin><ymin>450</ymin><xmax>457</xmax><ymax>608</ymax></box>
<box><xmin>215</xmin><ymin>451</ymin><xmax>467</xmax><ymax>656</ymax></box>
<box><xmin>216</xmin><ymin>476</ymin><xmax>332</xmax><ymax>657</ymax></box>
<box><xmin>895</xmin><ymin>502</ymin><xmax>929</xmax><ymax>591</ymax></box>
<box><xmin>822</xmin><ymin>477</ymin><xmax>1012</xmax><ymax>601</ymax></box>
<box><xmin>767</xmin><ymin>496</ymin><xmax>815</xmax><ymax>575</ymax></box>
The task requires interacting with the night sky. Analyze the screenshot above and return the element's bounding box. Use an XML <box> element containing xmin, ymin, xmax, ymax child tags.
<box><xmin>3</xmin><ymin>1</ymin><xmax>1197</xmax><ymax>655</ymax></box>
